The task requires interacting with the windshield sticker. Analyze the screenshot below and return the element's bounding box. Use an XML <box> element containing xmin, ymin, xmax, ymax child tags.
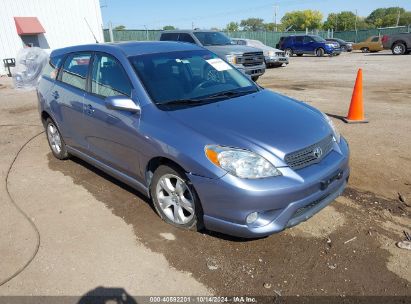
<box><xmin>206</xmin><ymin>58</ymin><xmax>232</xmax><ymax>71</ymax></box>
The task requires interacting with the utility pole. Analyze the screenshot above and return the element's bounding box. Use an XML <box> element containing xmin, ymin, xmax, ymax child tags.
<box><xmin>355</xmin><ymin>9</ymin><xmax>358</xmax><ymax>43</ymax></box>
<box><xmin>192</xmin><ymin>22</ymin><xmax>194</xmax><ymax>30</ymax></box>
<box><xmin>273</xmin><ymin>5</ymin><xmax>279</xmax><ymax>32</ymax></box>
<box><xmin>396</xmin><ymin>10</ymin><xmax>401</xmax><ymax>27</ymax></box>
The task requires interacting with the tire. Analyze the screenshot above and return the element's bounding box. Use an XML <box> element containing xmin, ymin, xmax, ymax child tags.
<box><xmin>296</xmin><ymin>54</ymin><xmax>303</xmax><ymax>57</ymax></box>
<box><xmin>251</xmin><ymin>76</ymin><xmax>259</xmax><ymax>82</ymax></box>
<box><xmin>315</xmin><ymin>48</ymin><xmax>325</xmax><ymax>57</ymax></box>
<box><xmin>150</xmin><ymin>165</ymin><xmax>204</xmax><ymax>231</ymax></box>
<box><xmin>361</xmin><ymin>47</ymin><xmax>369</xmax><ymax>53</ymax></box>
<box><xmin>341</xmin><ymin>46</ymin><xmax>347</xmax><ymax>52</ymax></box>
<box><xmin>285</xmin><ymin>48</ymin><xmax>293</xmax><ymax>57</ymax></box>
<box><xmin>392</xmin><ymin>42</ymin><xmax>406</xmax><ymax>55</ymax></box>
<box><xmin>45</xmin><ymin>118</ymin><xmax>69</xmax><ymax>160</ymax></box>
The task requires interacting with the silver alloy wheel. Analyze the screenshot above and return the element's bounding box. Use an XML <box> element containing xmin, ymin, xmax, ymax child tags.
<box><xmin>285</xmin><ymin>49</ymin><xmax>292</xmax><ymax>57</ymax></box>
<box><xmin>393</xmin><ymin>45</ymin><xmax>403</xmax><ymax>55</ymax></box>
<box><xmin>47</xmin><ymin>123</ymin><xmax>62</xmax><ymax>155</ymax></box>
<box><xmin>155</xmin><ymin>174</ymin><xmax>195</xmax><ymax>225</ymax></box>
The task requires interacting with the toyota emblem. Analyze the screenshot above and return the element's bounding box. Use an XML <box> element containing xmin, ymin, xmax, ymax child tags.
<box><xmin>313</xmin><ymin>147</ymin><xmax>323</xmax><ymax>159</ymax></box>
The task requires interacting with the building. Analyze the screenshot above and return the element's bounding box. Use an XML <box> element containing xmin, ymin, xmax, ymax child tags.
<box><xmin>0</xmin><ymin>0</ymin><xmax>104</xmax><ymax>75</ymax></box>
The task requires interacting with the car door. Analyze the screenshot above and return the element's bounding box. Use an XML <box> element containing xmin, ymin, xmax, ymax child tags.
<box><xmin>302</xmin><ymin>36</ymin><xmax>315</xmax><ymax>53</ymax></box>
<box><xmin>293</xmin><ymin>36</ymin><xmax>304</xmax><ymax>53</ymax></box>
<box><xmin>82</xmin><ymin>52</ymin><xmax>143</xmax><ymax>179</ymax></box>
<box><xmin>369</xmin><ymin>36</ymin><xmax>381</xmax><ymax>51</ymax></box>
<box><xmin>54</xmin><ymin>52</ymin><xmax>92</xmax><ymax>152</ymax></box>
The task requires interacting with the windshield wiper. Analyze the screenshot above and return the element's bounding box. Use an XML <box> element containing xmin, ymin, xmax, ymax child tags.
<box><xmin>157</xmin><ymin>90</ymin><xmax>258</xmax><ymax>108</ymax></box>
<box><xmin>203</xmin><ymin>89</ymin><xmax>258</xmax><ymax>100</ymax></box>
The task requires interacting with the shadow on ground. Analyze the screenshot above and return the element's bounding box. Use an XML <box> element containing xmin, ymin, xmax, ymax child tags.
<box><xmin>48</xmin><ymin>154</ymin><xmax>410</xmax><ymax>296</ymax></box>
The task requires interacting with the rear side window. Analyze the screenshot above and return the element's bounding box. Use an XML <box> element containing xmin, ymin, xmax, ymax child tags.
<box><xmin>371</xmin><ymin>37</ymin><xmax>379</xmax><ymax>42</ymax></box>
<box><xmin>160</xmin><ymin>33</ymin><xmax>179</xmax><ymax>41</ymax></box>
<box><xmin>61</xmin><ymin>53</ymin><xmax>91</xmax><ymax>90</ymax></box>
<box><xmin>295</xmin><ymin>36</ymin><xmax>304</xmax><ymax>43</ymax></box>
<box><xmin>42</xmin><ymin>55</ymin><xmax>63</xmax><ymax>80</ymax></box>
<box><xmin>178</xmin><ymin>33</ymin><xmax>195</xmax><ymax>44</ymax></box>
<box><xmin>91</xmin><ymin>53</ymin><xmax>132</xmax><ymax>98</ymax></box>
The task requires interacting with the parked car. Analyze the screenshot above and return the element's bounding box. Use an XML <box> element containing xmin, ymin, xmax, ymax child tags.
<box><xmin>231</xmin><ymin>38</ymin><xmax>289</xmax><ymax>67</ymax></box>
<box><xmin>382</xmin><ymin>33</ymin><xmax>411</xmax><ymax>55</ymax></box>
<box><xmin>160</xmin><ymin>30</ymin><xmax>265</xmax><ymax>81</ymax></box>
<box><xmin>38</xmin><ymin>42</ymin><xmax>349</xmax><ymax>238</ymax></box>
<box><xmin>352</xmin><ymin>36</ymin><xmax>383</xmax><ymax>53</ymax></box>
<box><xmin>326</xmin><ymin>38</ymin><xmax>353</xmax><ymax>52</ymax></box>
<box><xmin>279</xmin><ymin>35</ymin><xmax>341</xmax><ymax>57</ymax></box>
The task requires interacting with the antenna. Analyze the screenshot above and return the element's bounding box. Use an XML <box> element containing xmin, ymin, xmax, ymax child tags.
<box><xmin>84</xmin><ymin>17</ymin><xmax>99</xmax><ymax>43</ymax></box>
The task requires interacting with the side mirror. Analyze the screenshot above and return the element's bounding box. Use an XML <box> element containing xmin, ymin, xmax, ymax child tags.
<box><xmin>105</xmin><ymin>96</ymin><xmax>141</xmax><ymax>113</ymax></box>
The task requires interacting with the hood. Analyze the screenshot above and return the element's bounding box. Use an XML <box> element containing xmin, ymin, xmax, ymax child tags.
<box><xmin>254</xmin><ymin>45</ymin><xmax>283</xmax><ymax>53</ymax></box>
<box><xmin>206</xmin><ymin>44</ymin><xmax>262</xmax><ymax>57</ymax></box>
<box><xmin>166</xmin><ymin>90</ymin><xmax>331</xmax><ymax>161</ymax></box>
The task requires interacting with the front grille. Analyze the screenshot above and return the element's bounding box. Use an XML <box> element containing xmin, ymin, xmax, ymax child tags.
<box><xmin>291</xmin><ymin>193</ymin><xmax>329</xmax><ymax>220</ymax></box>
<box><xmin>239</xmin><ymin>52</ymin><xmax>264</xmax><ymax>66</ymax></box>
<box><xmin>284</xmin><ymin>135</ymin><xmax>334</xmax><ymax>170</ymax></box>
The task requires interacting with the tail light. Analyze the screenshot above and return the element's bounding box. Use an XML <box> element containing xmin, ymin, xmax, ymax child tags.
<box><xmin>382</xmin><ymin>35</ymin><xmax>388</xmax><ymax>43</ymax></box>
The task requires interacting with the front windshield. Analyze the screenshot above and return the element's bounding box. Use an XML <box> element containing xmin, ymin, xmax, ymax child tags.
<box><xmin>250</xmin><ymin>40</ymin><xmax>265</xmax><ymax>47</ymax></box>
<box><xmin>130</xmin><ymin>50</ymin><xmax>258</xmax><ymax>107</ymax></box>
<box><xmin>194</xmin><ymin>32</ymin><xmax>233</xmax><ymax>46</ymax></box>
<box><xmin>312</xmin><ymin>35</ymin><xmax>326</xmax><ymax>42</ymax></box>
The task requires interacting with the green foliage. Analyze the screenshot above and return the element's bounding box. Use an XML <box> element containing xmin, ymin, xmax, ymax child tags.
<box><xmin>225</xmin><ymin>22</ymin><xmax>239</xmax><ymax>32</ymax></box>
<box><xmin>163</xmin><ymin>25</ymin><xmax>176</xmax><ymax>30</ymax></box>
<box><xmin>113</xmin><ymin>25</ymin><xmax>126</xmax><ymax>31</ymax></box>
<box><xmin>281</xmin><ymin>10</ymin><xmax>323</xmax><ymax>31</ymax></box>
<box><xmin>240</xmin><ymin>18</ymin><xmax>265</xmax><ymax>31</ymax></box>
<box><xmin>366</xmin><ymin>7</ymin><xmax>406</xmax><ymax>27</ymax></box>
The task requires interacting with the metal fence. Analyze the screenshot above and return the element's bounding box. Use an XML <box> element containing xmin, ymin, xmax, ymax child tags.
<box><xmin>103</xmin><ymin>25</ymin><xmax>411</xmax><ymax>47</ymax></box>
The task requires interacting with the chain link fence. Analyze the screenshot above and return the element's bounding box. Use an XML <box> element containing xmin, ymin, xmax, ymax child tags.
<box><xmin>103</xmin><ymin>25</ymin><xmax>411</xmax><ymax>47</ymax></box>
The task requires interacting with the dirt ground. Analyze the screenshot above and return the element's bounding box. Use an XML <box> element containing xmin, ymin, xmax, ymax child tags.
<box><xmin>0</xmin><ymin>50</ymin><xmax>410</xmax><ymax>298</ymax></box>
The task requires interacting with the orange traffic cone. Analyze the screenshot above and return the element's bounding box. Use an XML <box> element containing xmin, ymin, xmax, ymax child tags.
<box><xmin>343</xmin><ymin>68</ymin><xmax>368</xmax><ymax>123</ymax></box>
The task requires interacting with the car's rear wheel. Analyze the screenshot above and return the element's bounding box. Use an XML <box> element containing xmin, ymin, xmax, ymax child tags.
<box><xmin>284</xmin><ymin>48</ymin><xmax>293</xmax><ymax>57</ymax></box>
<box><xmin>392</xmin><ymin>42</ymin><xmax>406</xmax><ymax>55</ymax></box>
<box><xmin>150</xmin><ymin>165</ymin><xmax>203</xmax><ymax>231</ymax></box>
<box><xmin>361</xmin><ymin>47</ymin><xmax>369</xmax><ymax>53</ymax></box>
<box><xmin>296</xmin><ymin>54</ymin><xmax>303</xmax><ymax>57</ymax></box>
<box><xmin>315</xmin><ymin>48</ymin><xmax>325</xmax><ymax>57</ymax></box>
<box><xmin>45</xmin><ymin>118</ymin><xmax>69</xmax><ymax>160</ymax></box>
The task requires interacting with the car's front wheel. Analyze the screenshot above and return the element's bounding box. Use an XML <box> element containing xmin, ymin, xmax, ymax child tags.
<box><xmin>392</xmin><ymin>42</ymin><xmax>406</xmax><ymax>55</ymax></box>
<box><xmin>45</xmin><ymin>118</ymin><xmax>69</xmax><ymax>160</ymax></box>
<box><xmin>315</xmin><ymin>48</ymin><xmax>325</xmax><ymax>57</ymax></box>
<box><xmin>150</xmin><ymin>165</ymin><xmax>203</xmax><ymax>231</ymax></box>
<box><xmin>284</xmin><ymin>48</ymin><xmax>293</xmax><ymax>57</ymax></box>
<box><xmin>361</xmin><ymin>47</ymin><xmax>369</xmax><ymax>53</ymax></box>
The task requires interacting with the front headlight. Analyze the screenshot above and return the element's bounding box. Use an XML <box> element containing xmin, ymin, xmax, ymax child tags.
<box><xmin>326</xmin><ymin>43</ymin><xmax>335</xmax><ymax>48</ymax></box>
<box><xmin>322</xmin><ymin>112</ymin><xmax>341</xmax><ymax>143</ymax></box>
<box><xmin>205</xmin><ymin>145</ymin><xmax>282</xmax><ymax>179</ymax></box>
<box><xmin>226</xmin><ymin>54</ymin><xmax>237</xmax><ymax>65</ymax></box>
<box><xmin>267</xmin><ymin>50</ymin><xmax>275</xmax><ymax>57</ymax></box>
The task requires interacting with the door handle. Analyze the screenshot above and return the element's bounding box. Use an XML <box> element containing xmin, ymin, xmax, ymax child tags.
<box><xmin>51</xmin><ymin>91</ymin><xmax>59</xmax><ymax>99</ymax></box>
<box><xmin>85</xmin><ymin>104</ymin><xmax>95</xmax><ymax>115</ymax></box>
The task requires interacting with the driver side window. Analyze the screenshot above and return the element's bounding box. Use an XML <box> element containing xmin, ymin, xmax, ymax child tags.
<box><xmin>91</xmin><ymin>53</ymin><xmax>132</xmax><ymax>98</ymax></box>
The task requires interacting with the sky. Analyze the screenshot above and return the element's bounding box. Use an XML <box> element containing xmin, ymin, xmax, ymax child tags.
<box><xmin>100</xmin><ymin>0</ymin><xmax>411</xmax><ymax>29</ymax></box>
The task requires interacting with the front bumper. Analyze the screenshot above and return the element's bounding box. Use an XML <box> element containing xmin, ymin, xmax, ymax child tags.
<box><xmin>326</xmin><ymin>47</ymin><xmax>342</xmax><ymax>55</ymax></box>
<box><xmin>190</xmin><ymin>137</ymin><xmax>350</xmax><ymax>238</ymax></box>
<box><xmin>265</xmin><ymin>56</ymin><xmax>289</xmax><ymax>65</ymax></box>
<box><xmin>236</xmin><ymin>63</ymin><xmax>266</xmax><ymax>77</ymax></box>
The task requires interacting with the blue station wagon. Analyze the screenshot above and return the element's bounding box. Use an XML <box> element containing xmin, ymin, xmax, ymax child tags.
<box><xmin>38</xmin><ymin>42</ymin><xmax>349</xmax><ymax>238</ymax></box>
<box><xmin>280</xmin><ymin>35</ymin><xmax>341</xmax><ymax>57</ymax></box>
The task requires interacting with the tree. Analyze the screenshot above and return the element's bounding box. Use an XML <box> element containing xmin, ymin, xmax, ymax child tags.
<box><xmin>240</xmin><ymin>18</ymin><xmax>265</xmax><ymax>31</ymax></box>
<box><xmin>113</xmin><ymin>25</ymin><xmax>126</xmax><ymax>30</ymax></box>
<box><xmin>225</xmin><ymin>22</ymin><xmax>239</xmax><ymax>32</ymax></box>
<box><xmin>281</xmin><ymin>10</ymin><xmax>323</xmax><ymax>31</ymax></box>
<box><xmin>163</xmin><ymin>25</ymin><xmax>176</xmax><ymax>30</ymax></box>
<box><xmin>366</xmin><ymin>7</ymin><xmax>406</xmax><ymax>27</ymax></box>
<box><xmin>324</xmin><ymin>11</ymin><xmax>357</xmax><ymax>31</ymax></box>
<box><xmin>399</xmin><ymin>11</ymin><xmax>411</xmax><ymax>25</ymax></box>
